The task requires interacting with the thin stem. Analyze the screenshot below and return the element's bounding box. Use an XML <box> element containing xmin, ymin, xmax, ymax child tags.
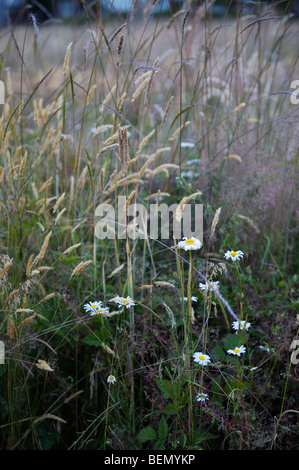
<box><xmin>234</xmin><ymin>261</ymin><xmax>243</xmax><ymax>320</ymax></box>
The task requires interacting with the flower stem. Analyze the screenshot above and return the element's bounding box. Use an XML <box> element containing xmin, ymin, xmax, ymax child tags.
<box><xmin>187</xmin><ymin>250</ymin><xmax>193</xmax><ymax>336</ymax></box>
<box><xmin>234</xmin><ymin>261</ymin><xmax>243</xmax><ymax>320</ymax></box>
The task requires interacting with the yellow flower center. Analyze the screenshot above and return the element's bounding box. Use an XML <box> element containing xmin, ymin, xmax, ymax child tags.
<box><xmin>199</xmin><ymin>355</ymin><xmax>206</xmax><ymax>361</ymax></box>
<box><xmin>234</xmin><ymin>348</ymin><xmax>240</xmax><ymax>353</ymax></box>
<box><xmin>121</xmin><ymin>299</ymin><xmax>129</xmax><ymax>305</ymax></box>
<box><xmin>108</xmin><ymin>376</ymin><xmax>114</xmax><ymax>381</ymax></box>
<box><xmin>185</xmin><ymin>239</ymin><xmax>195</xmax><ymax>244</ymax></box>
<box><xmin>90</xmin><ymin>304</ymin><xmax>97</xmax><ymax>309</ymax></box>
<box><xmin>231</xmin><ymin>251</ymin><xmax>238</xmax><ymax>257</ymax></box>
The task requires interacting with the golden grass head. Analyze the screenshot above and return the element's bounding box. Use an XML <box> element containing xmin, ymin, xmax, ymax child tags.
<box><xmin>63</xmin><ymin>42</ymin><xmax>73</xmax><ymax>75</ymax></box>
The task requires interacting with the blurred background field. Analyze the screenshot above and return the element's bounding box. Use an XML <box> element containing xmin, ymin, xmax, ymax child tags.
<box><xmin>0</xmin><ymin>0</ymin><xmax>298</xmax><ymax>450</ymax></box>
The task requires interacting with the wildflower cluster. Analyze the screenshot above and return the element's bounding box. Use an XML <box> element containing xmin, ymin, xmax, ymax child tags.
<box><xmin>175</xmin><ymin>240</ymin><xmax>261</xmax><ymax>404</ymax></box>
<box><xmin>83</xmin><ymin>295</ymin><xmax>135</xmax><ymax>385</ymax></box>
<box><xmin>84</xmin><ymin>301</ymin><xmax>109</xmax><ymax>316</ymax></box>
<box><xmin>84</xmin><ymin>295</ymin><xmax>135</xmax><ymax>316</ymax></box>
<box><xmin>83</xmin><ymin>242</ymin><xmax>268</xmax><ymax>406</ymax></box>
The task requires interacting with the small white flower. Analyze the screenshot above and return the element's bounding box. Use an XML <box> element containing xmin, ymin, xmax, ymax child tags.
<box><xmin>112</xmin><ymin>296</ymin><xmax>135</xmax><ymax>309</ymax></box>
<box><xmin>199</xmin><ymin>281</ymin><xmax>220</xmax><ymax>292</ymax></box>
<box><xmin>259</xmin><ymin>345</ymin><xmax>273</xmax><ymax>353</ymax></box>
<box><xmin>107</xmin><ymin>375</ymin><xmax>116</xmax><ymax>384</ymax></box>
<box><xmin>186</xmin><ymin>158</ymin><xmax>201</xmax><ymax>165</ymax></box>
<box><xmin>90</xmin><ymin>305</ymin><xmax>110</xmax><ymax>316</ymax></box>
<box><xmin>224</xmin><ymin>250</ymin><xmax>244</xmax><ymax>261</ymax></box>
<box><xmin>84</xmin><ymin>301</ymin><xmax>102</xmax><ymax>313</ymax></box>
<box><xmin>196</xmin><ymin>392</ymin><xmax>209</xmax><ymax>402</ymax></box>
<box><xmin>178</xmin><ymin>237</ymin><xmax>202</xmax><ymax>251</ymax></box>
<box><xmin>193</xmin><ymin>352</ymin><xmax>211</xmax><ymax>366</ymax></box>
<box><xmin>227</xmin><ymin>345</ymin><xmax>246</xmax><ymax>356</ymax></box>
<box><xmin>232</xmin><ymin>320</ymin><xmax>251</xmax><ymax>333</ymax></box>
<box><xmin>181</xmin><ymin>296</ymin><xmax>198</xmax><ymax>302</ymax></box>
<box><xmin>179</xmin><ymin>170</ymin><xmax>198</xmax><ymax>179</ymax></box>
<box><xmin>180</xmin><ymin>141</ymin><xmax>195</xmax><ymax>148</ymax></box>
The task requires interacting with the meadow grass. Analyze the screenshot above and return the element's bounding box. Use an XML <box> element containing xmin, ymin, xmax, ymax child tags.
<box><xmin>0</xmin><ymin>1</ymin><xmax>298</xmax><ymax>450</ymax></box>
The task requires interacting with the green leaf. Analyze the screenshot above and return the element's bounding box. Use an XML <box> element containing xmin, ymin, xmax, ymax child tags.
<box><xmin>223</xmin><ymin>333</ymin><xmax>239</xmax><ymax>352</ymax></box>
<box><xmin>69</xmin><ymin>70</ymin><xmax>75</xmax><ymax>107</ymax></box>
<box><xmin>59</xmin><ymin>254</ymin><xmax>80</xmax><ymax>265</ymax></box>
<box><xmin>80</xmin><ymin>332</ymin><xmax>102</xmax><ymax>347</ymax></box>
<box><xmin>158</xmin><ymin>416</ymin><xmax>168</xmax><ymax>440</ymax></box>
<box><xmin>169</xmin><ymin>105</ymin><xmax>193</xmax><ymax>128</ymax></box>
<box><xmin>180</xmin><ymin>389</ymin><xmax>190</xmax><ymax>406</ymax></box>
<box><xmin>137</xmin><ymin>426</ymin><xmax>157</xmax><ymax>442</ymax></box>
<box><xmin>155</xmin><ymin>379</ymin><xmax>172</xmax><ymax>398</ymax></box>
<box><xmin>163</xmin><ymin>403</ymin><xmax>184</xmax><ymax>415</ymax></box>
<box><xmin>187</xmin><ymin>427</ymin><xmax>218</xmax><ymax>448</ymax></box>
<box><xmin>211</xmin><ymin>342</ymin><xmax>226</xmax><ymax>361</ymax></box>
<box><xmin>225</xmin><ymin>380</ymin><xmax>251</xmax><ymax>395</ymax></box>
<box><xmin>153</xmin><ymin>439</ymin><xmax>165</xmax><ymax>450</ymax></box>
<box><xmin>156</xmin><ymin>379</ymin><xmax>180</xmax><ymax>399</ymax></box>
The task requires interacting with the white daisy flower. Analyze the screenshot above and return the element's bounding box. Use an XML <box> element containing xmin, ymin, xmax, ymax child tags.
<box><xmin>84</xmin><ymin>301</ymin><xmax>102</xmax><ymax>313</ymax></box>
<box><xmin>196</xmin><ymin>392</ymin><xmax>209</xmax><ymax>402</ymax></box>
<box><xmin>232</xmin><ymin>320</ymin><xmax>251</xmax><ymax>333</ymax></box>
<box><xmin>90</xmin><ymin>305</ymin><xmax>110</xmax><ymax>316</ymax></box>
<box><xmin>199</xmin><ymin>281</ymin><xmax>220</xmax><ymax>292</ymax></box>
<box><xmin>181</xmin><ymin>296</ymin><xmax>198</xmax><ymax>302</ymax></box>
<box><xmin>227</xmin><ymin>345</ymin><xmax>246</xmax><ymax>356</ymax></box>
<box><xmin>112</xmin><ymin>296</ymin><xmax>135</xmax><ymax>309</ymax></box>
<box><xmin>107</xmin><ymin>375</ymin><xmax>116</xmax><ymax>384</ymax></box>
<box><xmin>193</xmin><ymin>352</ymin><xmax>211</xmax><ymax>366</ymax></box>
<box><xmin>178</xmin><ymin>237</ymin><xmax>202</xmax><ymax>251</ymax></box>
<box><xmin>224</xmin><ymin>250</ymin><xmax>244</xmax><ymax>261</ymax></box>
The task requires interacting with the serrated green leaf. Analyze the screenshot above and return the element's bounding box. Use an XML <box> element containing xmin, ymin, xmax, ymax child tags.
<box><xmin>80</xmin><ymin>332</ymin><xmax>102</xmax><ymax>347</ymax></box>
<box><xmin>158</xmin><ymin>416</ymin><xmax>168</xmax><ymax>440</ymax></box>
<box><xmin>137</xmin><ymin>426</ymin><xmax>157</xmax><ymax>442</ymax></box>
<box><xmin>156</xmin><ymin>379</ymin><xmax>181</xmax><ymax>400</ymax></box>
<box><xmin>156</xmin><ymin>379</ymin><xmax>171</xmax><ymax>398</ymax></box>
